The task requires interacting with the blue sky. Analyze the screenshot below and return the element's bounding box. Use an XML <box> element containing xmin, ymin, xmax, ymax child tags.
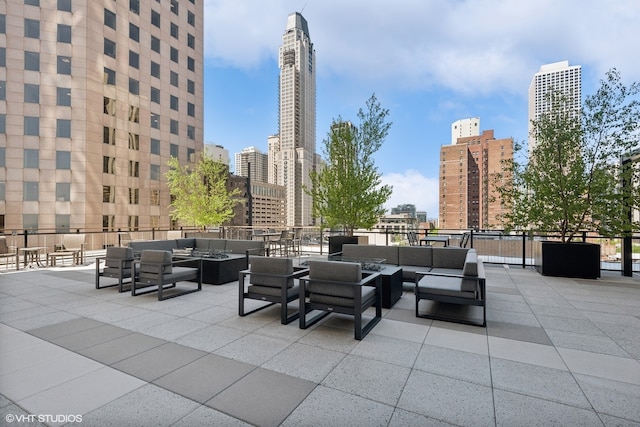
<box><xmin>202</xmin><ymin>0</ymin><xmax>640</xmax><ymax>218</ymax></box>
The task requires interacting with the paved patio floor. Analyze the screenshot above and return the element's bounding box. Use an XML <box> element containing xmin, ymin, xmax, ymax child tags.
<box><xmin>1</xmin><ymin>261</ymin><xmax>639</xmax><ymax>426</ymax></box>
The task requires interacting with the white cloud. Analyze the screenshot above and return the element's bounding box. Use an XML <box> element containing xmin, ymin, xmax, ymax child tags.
<box><xmin>204</xmin><ymin>0</ymin><xmax>640</xmax><ymax>94</ymax></box>
<box><xmin>382</xmin><ymin>170</ymin><xmax>439</xmax><ymax>217</ymax></box>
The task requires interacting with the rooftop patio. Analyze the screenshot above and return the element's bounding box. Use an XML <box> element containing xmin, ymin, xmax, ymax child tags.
<box><xmin>1</xmin><ymin>261</ymin><xmax>639</xmax><ymax>426</ymax></box>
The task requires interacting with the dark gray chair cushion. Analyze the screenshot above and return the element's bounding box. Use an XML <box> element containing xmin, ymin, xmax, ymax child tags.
<box><xmin>431</xmin><ymin>247</ymin><xmax>469</xmax><ymax>269</ymax></box>
<box><xmin>462</xmin><ymin>249</ymin><xmax>478</xmax><ymax>277</ymax></box>
<box><xmin>139</xmin><ymin>250</ymin><xmax>172</xmax><ymax>275</ymax></box>
<box><xmin>310</xmin><ymin>286</ymin><xmax>376</xmax><ymax>308</ymax></box>
<box><xmin>398</xmin><ymin>246</ymin><xmax>432</xmax><ymax>267</ymax></box>
<box><xmin>249</xmin><ymin>257</ymin><xmax>294</xmax><ymax>287</ymax></box>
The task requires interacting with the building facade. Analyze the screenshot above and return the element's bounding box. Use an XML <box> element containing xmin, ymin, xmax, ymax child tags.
<box><xmin>528</xmin><ymin>61</ymin><xmax>581</xmax><ymax>151</ymax></box>
<box><xmin>235</xmin><ymin>146</ymin><xmax>268</xmax><ymax>183</ymax></box>
<box><xmin>451</xmin><ymin>118</ymin><xmax>480</xmax><ymax>145</ymax></box>
<box><xmin>270</xmin><ymin>12</ymin><xmax>317</xmax><ymax>226</ymax></box>
<box><xmin>0</xmin><ymin>0</ymin><xmax>203</xmax><ymax>233</ymax></box>
<box><xmin>439</xmin><ymin>129</ymin><xmax>513</xmax><ymax>230</ymax></box>
<box><xmin>204</xmin><ymin>143</ymin><xmax>230</xmax><ymax>165</ymax></box>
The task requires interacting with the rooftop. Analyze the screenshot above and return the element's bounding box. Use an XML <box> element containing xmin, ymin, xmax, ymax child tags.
<box><xmin>1</xmin><ymin>262</ymin><xmax>639</xmax><ymax>426</ymax></box>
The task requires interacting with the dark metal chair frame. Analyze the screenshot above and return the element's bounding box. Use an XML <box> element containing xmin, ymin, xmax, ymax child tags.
<box><xmin>132</xmin><ymin>251</ymin><xmax>202</xmax><ymax>301</ymax></box>
<box><xmin>239</xmin><ymin>266</ymin><xmax>310</xmax><ymax>324</ymax></box>
<box><xmin>299</xmin><ymin>269</ymin><xmax>382</xmax><ymax>340</ymax></box>
<box><xmin>95</xmin><ymin>247</ymin><xmax>135</xmax><ymax>292</ymax></box>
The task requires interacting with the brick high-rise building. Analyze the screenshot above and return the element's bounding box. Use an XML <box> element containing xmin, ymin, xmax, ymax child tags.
<box><xmin>439</xmin><ymin>129</ymin><xmax>513</xmax><ymax>230</ymax></box>
<box><xmin>0</xmin><ymin>0</ymin><xmax>203</xmax><ymax>233</ymax></box>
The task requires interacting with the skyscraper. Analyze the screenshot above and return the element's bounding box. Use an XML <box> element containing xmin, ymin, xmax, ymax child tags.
<box><xmin>439</xmin><ymin>129</ymin><xmax>513</xmax><ymax>230</ymax></box>
<box><xmin>528</xmin><ymin>61</ymin><xmax>581</xmax><ymax>151</ymax></box>
<box><xmin>0</xmin><ymin>0</ymin><xmax>204</xmax><ymax>233</ymax></box>
<box><xmin>235</xmin><ymin>147</ymin><xmax>268</xmax><ymax>183</ymax></box>
<box><xmin>271</xmin><ymin>12</ymin><xmax>317</xmax><ymax>226</ymax></box>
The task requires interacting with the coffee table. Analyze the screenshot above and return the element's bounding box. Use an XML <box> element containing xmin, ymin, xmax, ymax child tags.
<box><xmin>178</xmin><ymin>253</ymin><xmax>247</xmax><ymax>285</ymax></box>
<box><xmin>364</xmin><ymin>265</ymin><xmax>402</xmax><ymax>309</ymax></box>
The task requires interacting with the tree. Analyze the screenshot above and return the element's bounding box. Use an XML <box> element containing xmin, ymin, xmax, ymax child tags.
<box><xmin>493</xmin><ymin>69</ymin><xmax>640</xmax><ymax>242</ymax></box>
<box><xmin>165</xmin><ymin>155</ymin><xmax>239</xmax><ymax>228</ymax></box>
<box><xmin>306</xmin><ymin>94</ymin><xmax>393</xmax><ymax>236</ymax></box>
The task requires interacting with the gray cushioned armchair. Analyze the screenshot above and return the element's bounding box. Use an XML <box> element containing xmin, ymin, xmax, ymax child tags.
<box><xmin>133</xmin><ymin>250</ymin><xmax>201</xmax><ymax>300</ymax></box>
<box><xmin>95</xmin><ymin>246</ymin><xmax>135</xmax><ymax>292</ymax></box>
<box><xmin>239</xmin><ymin>256</ymin><xmax>309</xmax><ymax>324</ymax></box>
<box><xmin>299</xmin><ymin>260</ymin><xmax>382</xmax><ymax>340</ymax></box>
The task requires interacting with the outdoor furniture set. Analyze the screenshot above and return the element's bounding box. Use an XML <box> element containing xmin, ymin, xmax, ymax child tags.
<box><xmin>0</xmin><ymin>234</ymin><xmax>86</xmax><ymax>270</ymax></box>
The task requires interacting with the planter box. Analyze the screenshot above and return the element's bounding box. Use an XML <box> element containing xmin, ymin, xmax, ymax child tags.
<box><xmin>328</xmin><ymin>236</ymin><xmax>359</xmax><ymax>255</ymax></box>
<box><xmin>536</xmin><ymin>241</ymin><xmax>600</xmax><ymax>279</ymax></box>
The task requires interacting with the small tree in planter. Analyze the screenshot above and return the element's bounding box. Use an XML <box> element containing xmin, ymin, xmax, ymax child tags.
<box><xmin>493</xmin><ymin>69</ymin><xmax>640</xmax><ymax>277</ymax></box>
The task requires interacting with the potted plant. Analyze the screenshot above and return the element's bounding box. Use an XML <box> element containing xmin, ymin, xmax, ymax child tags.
<box><xmin>493</xmin><ymin>69</ymin><xmax>640</xmax><ymax>278</ymax></box>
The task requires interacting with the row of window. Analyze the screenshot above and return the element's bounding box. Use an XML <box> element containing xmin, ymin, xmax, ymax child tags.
<box><xmin>103</xmin><ymin>94</ymin><xmax>195</xmax><ymax>117</ymax></box>
<box><xmin>24</xmin><ymin>0</ymin><xmax>71</xmax><ymax>11</ymax></box>
<box><xmin>102</xmin><ymin>157</ymin><xmax>161</xmax><ymax>180</ymax></box>
<box><xmin>128</xmin><ymin>0</ymin><xmax>195</xmax><ymax>25</ymax></box>
<box><xmin>106</xmin><ymin>9</ymin><xmax>196</xmax><ymax>48</ymax></box>
<box><xmin>104</xmin><ymin>38</ymin><xmax>196</xmax><ymax>72</ymax></box>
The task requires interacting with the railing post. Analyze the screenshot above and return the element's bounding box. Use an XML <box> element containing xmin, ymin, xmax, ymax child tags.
<box><xmin>24</xmin><ymin>229</ymin><xmax>28</xmax><ymax>248</ymax></box>
<box><xmin>470</xmin><ymin>229</ymin><xmax>474</xmax><ymax>248</ymax></box>
<box><xmin>522</xmin><ymin>231</ymin><xmax>526</xmax><ymax>269</ymax></box>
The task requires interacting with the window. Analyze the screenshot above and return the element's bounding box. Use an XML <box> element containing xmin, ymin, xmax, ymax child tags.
<box><xmin>56</xmin><ymin>151</ymin><xmax>71</xmax><ymax>169</ymax></box>
<box><xmin>170</xmin><ymin>47</ymin><xmax>178</xmax><ymax>63</ymax></box>
<box><xmin>150</xmin><ymin>164</ymin><xmax>160</xmax><ymax>180</ymax></box>
<box><xmin>26</xmin><ymin>0</ymin><xmax>40</xmax><ymax>6</ymax></box>
<box><xmin>170</xmin><ymin>144</ymin><xmax>179</xmax><ymax>158</ymax></box>
<box><xmin>150</xmin><ymin>87</ymin><xmax>160</xmax><ymax>104</ymax></box>
<box><xmin>104</xmin><ymin>38</ymin><xmax>116</xmax><ymax>58</ymax></box>
<box><xmin>129</xmin><ymin>161</ymin><xmax>139</xmax><ymax>177</ymax></box>
<box><xmin>187</xmin><ymin>79</ymin><xmax>195</xmax><ymax>94</ymax></box>
<box><xmin>150</xmin><ymin>61</ymin><xmax>160</xmax><ymax>78</ymax></box>
<box><xmin>103</xmin><ymin>68</ymin><xmax>116</xmax><ymax>86</ymax></box>
<box><xmin>103</xmin><ymin>156</ymin><xmax>115</xmax><ymax>174</ymax></box>
<box><xmin>56</xmin><ymin>119</ymin><xmax>71</xmax><ymax>138</ymax></box>
<box><xmin>104</xmin><ymin>8</ymin><xmax>116</xmax><ymax>29</ymax></box>
<box><xmin>129</xmin><ymin>78</ymin><xmax>139</xmax><ymax>95</ymax></box>
<box><xmin>128</xmin><ymin>132</ymin><xmax>139</xmax><ymax>150</ymax></box>
<box><xmin>103</xmin><ymin>215</ymin><xmax>115</xmax><ymax>231</ymax></box>
<box><xmin>103</xmin><ymin>126</ymin><xmax>115</xmax><ymax>145</ymax></box>
<box><xmin>24</xmin><ymin>117</ymin><xmax>39</xmax><ymax>136</ymax></box>
<box><xmin>0</xmin><ymin>148</ymin><xmax>4</xmax><ymax>167</ymax></box>
<box><xmin>24</xmin><ymin>84</ymin><xmax>39</xmax><ymax>103</ymax></box>
<box><xmin>56</xmin><ymin>183</ymin><xmax>71</xmax><ymax>201</ymax></box>
<box><xmin>57</xmin><ymin>24</ymin><xmax>71</xmax><ymax>43</ymax></box>
<box><xmin>104</xmin><ymin>97</ymin><xmax>115</xmax><ymax>115</ymax></box>
<box><xmin>150</xmin><ymin>138</ymin><xmax>160</xmax><ymax>155</ymax></box>
<box><xmin>0</xmin><ymin>114</ymin><xmax>5</xmax><ymax>134</ymax></box>
<box><xmin>55</xmin><ymin>87</ymin><xmax>70</xmax><ymax>106</ymax></box>
<box><xmin>129</xmin><ymin>50</ymin><xmax>139</xmax><ymax>69</ymax></box>
<box><xmin>0</xmin><ymin>81</ymin><xmax>4</xmax><ymax>100</ymax></box>
<box><xmin>24</xmin><ymin>149</ymin><xmax>39</xmax><ymax>168</ymax></box>
<box><xmin>0</xmin><ymin>15</ymin><xmax>4</xmax><ymax>34</ymax></box>
<box><xmin>25</xmin><ymin>19</ymin><xmax>40</xmax><ymax>38</ymax></box>
<box><xmin>188</xmin><ymin>11</ymin><xmax>195</xmax><ymax>26</ymax></box>
<box><xmin>57</xmin><ymin>56</ymin><xmax>71</xmax><ymax>74</ymax></box>
<box><xmin>128</xmin><ymin>216</ymin><xmax>139</xmax><ymax>230</ymax></box>
<box><xmin>151</xmin><ymin>36</ymin><xmax>160</xmax><ymax>53</ymax></box>
<box><xmin>150</xmin><ymin>189</ymin><xmax>160</xmax><ymax>205</ymax></box>
<box><xmin>56</xmin><ymin>215</ymin><xmax>70</xmax><ymax>232</ymax></box>
<box><xmin>25</xmin><ymin>51</ymin><xmax>40</xmax><ymax>71</ymax></box>
<box><xmin>170</xmin><ymin>23</ymin><xmax>179</xmax><ymax>39</ymax></box>
<box><xmin>170</xmin><ymin>71</ymin><xmax>178</xmax><ymax>87</ymax></box>
<box><xmin>170</xmin><ymin>120</ymin><xmax>179</xmax><ymax>135</ymax></box>
<box><xmin>170</xmin><ymin>95</ymin><xmax>178</xmax><ymax>111</ymax></box>
<box><xmin>129</xmin><ymin>0</ymin><xmax>139</xmax><ymax>14</ymax></box>
<box><xmin>171</xmin><ymin>0</ymin><xmax>179</xmax><ymax>15</ymax></box>
<box><xmin>23</xmin><ymin>214</ymin><xmax>39</xmax><ymax>231</ymax></box>
<box><xmin>151</xmin><ymin>10</ymin><xmax>160</xmax><ymax>28</ymax></box>
<box><xmin>103</xmin><ymin>186</ymin><xmax>115</xmax><ymax>203</ymax></box>
<box><xmin>187</xmin><ymin>148</ymin><xmax>195</xmax><ymax>162</ymax></box>
<box><xmin>24</xmin><ymin>182</ymin><xmax>39</xmax><ymax>201</ymax></box>
<box><xmin>187</xmin><ymin>34</ymin><xmax>195</xmax><ymax>49</ymax></box>
<box><xmin>57</xmin><ymin>0</ymin><xmax>71</xmax><ymax>12</ymax></box>
<box><xmin>151</xmin><ymin>113</ymin><xmax>160</xmax><ymax>129</ymax></box>
<box><xmin>129</xmin><ymin>188</ymin><xmax>139</xmax><ymax>204</ymax></box>
<box><xmin>129</xmin><ymin>106</ymin><xmax>139</xmax><ymax>123</ymax></box>
<box><xmin>187</xmin><ymin>125</ymin><xmax>195</xmax><ymax>140</ymax></box>
<box><xmin>187</xmin><ymin>57</ymin><xmax>195</xmax><ymax>71</ymax></box>
<box><xmin>187</xmin><ymin>102</ymin><xmax>195</xmax><ymax>117</ymax></box>
<box><xmin>0</xmin><ymin>183</ymin><xmax>4</xmax><ymax>201</ymax></box>
<box><xmin>129</xmin><ymin>23</ymin><xmax>139</xmax><ymax>42</ymax></box>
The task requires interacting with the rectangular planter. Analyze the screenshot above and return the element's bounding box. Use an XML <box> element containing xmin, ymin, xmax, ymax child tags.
<box><xmin>536</xmin><ymin>241</ymin><xmax>601</xmax><ymax>279</ymax></box>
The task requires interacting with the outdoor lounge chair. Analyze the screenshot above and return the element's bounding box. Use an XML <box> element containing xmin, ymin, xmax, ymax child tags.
<box><xmin>132</xmin><ymin>250</ymin><xmax>201</xmax><ymax>300</ymax></box>
<box><xmin>0</xmin><ymin>236</ymin><xmax>18</xmax><ymax>271</ymax></box>
<box><xmin>299</xmin><ymin>260</ymin><xmax>382</xmax><ymax>340</ymax></box>
<box><xmin>95</xmin><ymin>246</ymin><xmax>135</xmax><ymax>291</ymax></box>
<box><xmin>48</xmin><ymin>234</ymin><xmax>85</xmax><ymax>266</ymax></box>
<box><xmin>238</xmin><ymin>256</ymin><xmax>309</xmax><ymax>324</ymax></box>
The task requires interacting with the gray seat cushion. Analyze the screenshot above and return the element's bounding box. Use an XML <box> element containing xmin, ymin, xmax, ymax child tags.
<box><xmin>248</xmin><ymin>284</ymin><xmax>299</xmax><ymax>298</ymax></box>
<box><xmin>398</xmin><ymin>246</ymin><xmax>432</xmax><ymax>268</ymax></box>
<box><xmin>417</xmin><ymin>275</ymin><xmax>476</xmax><ymax>299</ymax></box>
<box><xmin>462</xmin><ymin>250</ymin><xmax>478</xmax><ymax>277</ymax></box>
<box><xmin>431</xmin><ymin>247</ymin><xmax>469</xmax><ymax>269</ymax></box>
<box><xmin>310</xmin><ymin>286</ymin><xmax>376</xmax><ymax>308</ymax></box>
<box><xmin>249</xmin><ymin>257</ymin><xmax>294</xmax><ymax>288</ymax></box>
<box><xmin>308</xmin><ymin>260</ymin><xmax>361</xmax><ymax>283</ymax></box>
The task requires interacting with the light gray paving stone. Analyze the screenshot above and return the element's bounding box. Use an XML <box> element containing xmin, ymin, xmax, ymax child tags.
<box><xmin>493</xmin><ymin>389</ymin><xmax>602</xmax><ymax>427</ymax></box>
<box><xmin>50</xmin><ymin>324</ymin><xmax>132</xmax><ymax>351</ymax></box>
<box><xmin>80</xmin><ymin>384</ymin><xmax>198</xmax><ymax>427</ymax></box>
<box><xmin>321</xmin><ymin>355</ymin><xmax>411</xmax><ymax>406</ymax></box>
<box><xmin>490</xmin><ymin>357</ymin><xmax>591</xmax><ymax>408</ymax></box>
<box><xmin>413</xmin><ymin>344</ymin><xmax>492</xmax><ymax>386</ymax></box>
<box><xmin>537</xmin><ymin>314</ymin><xmax>603</xmax><ymax>335</ymax></box>
<box><xmin>280</xmin><ymin>385</ymin><xmax>394</xmax><ymax>427</ymax></box>
<box><xmin>575</xmin><ymin>374</ymin><xmax>640</xmax><ymax>423</ymax></box>
<box><xmin>185</xmin><ymin>305</ymin><xmax>237</xmax><ymax>324</ymax></box>
<box><xmin>4</xmin><ymin>311</ymin><xmax>80</xmax><ymax>331</ymax></box>
<box><xmin>388</xmin><ymin>408</ymin><xmax>457</xmax><ymax>427</ymax></box>
<box><xmin>207</xmin><ymin>368</ymin><xmax>315</xmax><ymax>427</ymax></box>
<box><xmin>175</xmin><ymin>324</ymin><xmax>247</xmax><ymax>352</ymax></box>
<box><xmin>112</xmin><ymin>342</ymin><xmax>206</xmax><ymax>382</ymax></box>
<box><xmin>547</xmin><ymin>329</ymin><xmax>629</xmax><ymax>357</ymax></box>
<box><xmin>213</xmin><ymin>333</ymin><xmax>292</xmax><ymax>365</ymax></box>
<box><xmin>79</xmin><ymin>332</ymin><xmax>166</xmax><ymax>365</ymax></box>
<box><xmin>112</xmin><ymin>311</ymin><xmax>180</xmax><ymax>333</ymax></box>
<box><xmin>138</xmin><ymin>317</ymin><xmax>209</xmax><ymax>341</ymax></box>
<box><xmin>599</xmin><ymin>413</ymin><xmax>640</xmax><ymax>427</ymax></box>
<box><xmin>0</xmin><ymin>402</ymin><xmax>47</xmax><ymax>426</ymax></box>
<box><xmin>397</xmin><ymin>370</ymin><xmax>495</xmax><ymax>426</ymax></box>
<box><xmin>262</xmin><ymin>342</ymin><xmax>346</xmax><ymax>383</ymax></box>
<box><xmin>350</xmin><ymin>334</ymin><xmax>422</xmax><ymax>368</ymax></box>
<box><xmin>171</xmin><ymin>406</ymin><xmax>252</xmax><ymax>427</ymax></box>
<box><xmin>487</xmin><ymin>321</ymin><xmax>552</xmax><ymax>345</ymax></box>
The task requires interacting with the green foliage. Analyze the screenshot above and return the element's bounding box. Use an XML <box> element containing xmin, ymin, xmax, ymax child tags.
<box><xmin>165</xmin><ymin>155</ymin><xmax>239</xmax><ymax>228</ymax></box>
<box><xmin>306</xmin><ymin>94</ymin><xmax>393</xmax><ymax>236</ymax></box>
<box><xmin>493</xmin><ymin>69</ymin><xmax>640</xmax><ymax>242</ymax></box>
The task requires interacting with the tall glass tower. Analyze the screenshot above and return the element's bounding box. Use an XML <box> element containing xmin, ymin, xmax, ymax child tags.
<box><xmin>271</xmin><ymin>12</ymin><xmax>316</xmax><ymax>226</ymax></box>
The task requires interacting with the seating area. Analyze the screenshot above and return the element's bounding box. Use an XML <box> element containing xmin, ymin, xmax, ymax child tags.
<box><xmin>2</xmin><ymin>261</ymin><xmax>639</xmax><ymax>426</ymax></box>
<box><xmin>47</xmin><ymin>233</ymin><xmax>86</xmax><ymax>266</ymax></box>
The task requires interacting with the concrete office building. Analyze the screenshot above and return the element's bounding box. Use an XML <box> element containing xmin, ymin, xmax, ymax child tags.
<box><xmin>270</xmin><ymin>12</ymin><xmax>317</xmax><ymax>226</ymax></box>
<box><xmin>451</xmin><ymin>118</ymin><xmax>480</xmax><ymax>145</ymax></box>
<box><xmin>205</xmin><ymin>143</ymin><xmax>230</xmax><ymax>165</ymax></box>
<box><xmin>528</xmin><ymin>61</ymin><xmax>581</xmax><ymax>151</ymax></box>
<box><xmin>0</xmin><ymin>0</ymin><xmax>204</xmax><ymax>233</ymax></box>
<box><xmin>235</xmin><ymin>146</ymin><xmax>268</xmax><ymax>183</ymax></box>
<box><xmin>439</xmin><ymin>129</ymin><xmax>513</xmax><ymax>230</ymax></box>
